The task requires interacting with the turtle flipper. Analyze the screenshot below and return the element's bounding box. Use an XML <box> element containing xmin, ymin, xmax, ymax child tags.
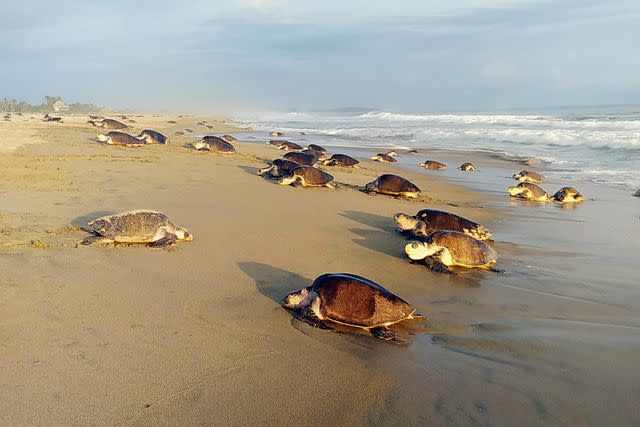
<box><xmin>489</xmin><ymin>266</ymin><xmax>506</xmax><ymax>274</ymax></box>
<box><xmin>295</xmin><ymin>307</ymin><xmax>330</xmax><ymax>329</ymax></box>
<box><xmin>147</xmin><ymin>233</ymin><xmax>178</xmax><ymax>248</ymax></box>
<box><xmin>82</xmin><ymin>235</ymin><xmax>112</xmax><ymax>245</ymax></box>
<box><xmin>370</xmin><ymin>327</ymin><xmax>398</xmax><ymax>341</ymax></box>
<box><xmin>425</xmin><ymin>256</ymin><xmax>458</xmax><ymax>275</ymax></box>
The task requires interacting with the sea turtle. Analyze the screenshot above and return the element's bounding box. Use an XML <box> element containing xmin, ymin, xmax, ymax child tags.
<box><xmin>634</xmin><ymin>189</ymin><xmax>640</xmax><ymax>197</ymax></box>
<box><xmin>513</xmin><ymin>170</ymin><xmax>544</xmax><ymax>183</ymax></box>
<box><xmin>283</xmin><ymin>151</ymin><xmax>318</xmax><ymax>166</ymax></box>
<box><xmin>99</xmin><ymin>119</ymin><xmax>128</xmax><ymax>130</ymax></box>
<box><xmin>278</xmin><ymin>166</ymin><xmax>335</xmax><ymax>188</ymax></box>
<box><xmin>418</xmin><ymin>160</ymin><xmax>446</xmax><ymax>170</ymax></box>
<box><xmin>551</xmin><ymin>187</ymin><xmax>585</xmax><ymax>203</ymax></box>
<box><xmin>166</xmin><ymin>120</ymin><xmax>177</xmax><ymax>124</ymax></box>
<box><xmin>184</xmin><ymin>128</ymin><xmax>194</xmax><ymax>134</ymax></box>
<box><xmin>370</xmin><ymin>153</ymin><xmax>397</xmax><ymax>163</ymax></box>
<box><xmin>407</xmin><ymin>149</ymin><xmax>419</xmax><ymax>155</ymax></box>
<box><xmin>322</xmin><ymin>154</ymin><xmax>360</xmax><ymax>167</ymax></box>
<box><xmin>136</xmin><ymin>129</ymin><xmax>170</xmax><ymax>144</ymax></box>
<box><xmin>459</xmin><ymin>162</ymin><xmax>477</xmax><ymax>172</ymax></box>
<box><xmin>276</xmin><ymin>141</ymin><xmax>303</xmax><ymax>151</ymax></box>
<box><xmin>270</xmin><ymin>131</ymin><xmax>284</xmax><ymax>137</ymax></box>
<box><xmin>386</xmin><ymin>150</ymin><xmax>398</xmax><ymax>157</ymax></box>
<box><xmin>508</xmin><ymin>182</ymin><xmax>551</xmax><ymax>202</ymax></box>
<box><xmin>191</xmin><ymin>137</ymin><xmax>235</xmax><ymax>153</ymax></box>
<box><xmin>394</xmin><ymin>210</ymin><xmax>492</xmax><ymax>241</ymax></box>
<box><xmin>206</xmin><ymin>125</ymin><xmax>214</xmax><ymax>129</ymax></box>
<box><xmin>43</xmin><ymin>113</ymin><xmax>63</xmax><ymax>123</ymax></box>
<box><xmin>97</xmin><ymin>131</ymin><xmax>147</xmax><ymax>147</ymax></box>
<box><xmin>87</xmin><ymin>120</ymin><xmax>100</xmax><ymax>127</ymax></box>
<box><xmin>405</xmin><ymin>231</ymin><xmax>500</xmax><ymax>275</ymax></box>
<box><xmin>364</xmin><ymin>174</ymin><xmax>421</xmax><ymax>199</ymax></box>
<box><xmin>257</xmin><ymin>159</ymin><xmax>301</xmax><ymax>177</ymax></box>
<box><xmin>282</xmin><ymin>273</ymin><xmax>421</xmax><ymax>341</ymax></box>
<box><xmin>222</xmin><ymin>135</ymin><xmax>238</xmax><ymax>143</ymax></box>
<box><xmin>268</xmin><ymin>139</ymin><xmax>286</xmax><ymax>146</ymax></box>
<box><xmin>82</xmin><ymin>210</ymin><xmax>193</xmax><ymax>247</ymax></box>
<box><xmin>304</xmin><ymin>144</ymin><xmax>327</xmax><ymax>153</ymax></box>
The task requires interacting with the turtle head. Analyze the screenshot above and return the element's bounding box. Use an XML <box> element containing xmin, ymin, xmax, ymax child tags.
<box><xmin>370</xmin><ymin>155</ymin><xmax>380</xmax><ymax>161</ymax></box>
<box><xmin>364</xmin><ymin>181</ymin><xmax>376</xmax><ymax>192</ymax></box>
<box><xmin>393</xmin><ymin>213</ymin><xmax>419</xmax><ymax>231</ymax></box>
<box><xmin>191</xmin><ymin>140</ymin><xmax>208</xmax><ymax>150</ymax></box>
<box><xmin>278</xmin><ymin>175</ymin><xmax>297</xmax><ymax>186</ymax></box>
<box><xmin>257</xmin><ymin>164</ymin><xmax>273</xmax><ymax>176</ymax></box>
<box><xmin>175</xmin><ymin>227</ymin><xmax>193</xmax><ymax>241</ymax></box>
<box><xmin>96</xmin><ymin>133</ymin><xmax>110</xmax><ymax>142</ymax></box>
<box><xmin>507</xmin><ymin>185</ymin><xmax>525</xmax><ymax>197</ymax></box>
<box><xmin>418</xmin><ymin>162</ymin><xmax>426</xmax><ymax>167</ymax></box>
<box><xmin>282</xmin><ymin>288</ymin><xmax>311</xmax><ymax>309</ymax></box>
<box><xmin>512</xmin><ymin>171</ymin><xmax>524</xmax><ymax>179</ymax></box>
<box><xmin>386</xmin><ymin>150</ymin><xmax>398</xmax><ymax>157</ymax></box>
<box><xmin>405</xmin><ymin>241</ymin><xmax>437</xmax><ymax>260</ymax></box>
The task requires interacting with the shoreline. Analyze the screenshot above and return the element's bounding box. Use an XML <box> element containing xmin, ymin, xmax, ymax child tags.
<box><xmin>1</xmin><ymin>114</ymin><xmax>639</xmax><ymax>425</ymax></box>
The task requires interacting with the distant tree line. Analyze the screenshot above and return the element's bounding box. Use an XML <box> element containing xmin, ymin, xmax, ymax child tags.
<box><xmin>0</xmin><ymin>96</ymin><xmax>102</xmax><ymax>113</ymax></box>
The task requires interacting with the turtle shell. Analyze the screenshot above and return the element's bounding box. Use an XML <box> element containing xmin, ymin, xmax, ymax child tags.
<box><xmin>292</xmin><ymin>166</ymin><xmax>333</xmax><ymax>185</ymax></box>
<box><xmin>271</xmin><ymin>159</ymin><xmax>301</xmax><ymax>176</ymax></box>
<box><xmin>415</xmin><ymin>209</ymin><xmax>491</xmax><ymax>241</ymax></box>
<box><xmin>370</xmin><ymin>174</ymin><xmax>420</xmax><ymax>194</ymax></box>
<box><xmin>514</xmin><ymin>182</ymin><xmax>547</xmax><ymax>198</ymax></box>
<box><xmin>88</xmin><ymin>210</ymin><xmax>171</xmax><ymax>242</ymax></box>
<box><xmin>429</xmin><ymin>231</ymin><xmax>497</xmax><ymax>266</ymax></box>
<box><xmin>138</xmin><ymin>130</ymin><xmax>168</xmax><ymax>144</ymax></box>
<box><xmin>306</xmin><ymin>144</ymin><xmax>327</xmax><ymax>152</ymax></box>
<box><xmin>101</xmin><ymin>119</ymin><xmax>128</xmax><ymax>130</ymax></box>
<box><xmin>310</xmin><ymin>273</ymin><xmax>415</xmax><ymax>328</ymax></box>
<box><xmin>201</xmin><ymin>137</ymin><xmax>235</xmax><ymax>152</ymax></box>
<box><xmin>459</xmin><ymin>162</ymin><xmax>476</xmax><ymax>171</ymax></box>
<box><xmin>421</xmin><ymin>160</ymin><xmax>446</xmax><ymax>170</ymax></box>
<box><xmin>283</xmin><ymin>151</ymin><xmax>317</xmax><ymax>166</ymax></box>
<box><xmin>373</xmin><ymin>153</ymin><xmax>397</xmax><ymax>163</ymax></box>
<box><xmin>278</xmin><ymin>141</ymin><xmax>303</xmax><ymax>150</ymax></box>
<box><xmin>106</xmin><ymin>131</ymin><xmax>145</xmax><ymax>145</ymax></box>
<box><xmin>514</xmin><ymin>170</ymin><xmax>544</xmax><ymax>182</ymax></box>
<box><xmin>326</xmin><ymin>154</ymin><xmax>359</xmax><ymax>167</ymax></box>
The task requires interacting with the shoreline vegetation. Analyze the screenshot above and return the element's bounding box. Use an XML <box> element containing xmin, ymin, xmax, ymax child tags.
<box><xmin>1</xmin><ymin>112</ymin><xmax>639</xmax><ymax>425</ymax></box>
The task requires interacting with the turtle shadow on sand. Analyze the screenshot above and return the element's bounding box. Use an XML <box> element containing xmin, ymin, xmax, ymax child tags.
<box><xmin>237</xmin><ymin>261</ymin><xmax>309</xmax><ymax>304</ymax></box>
<box><xmin>71</xmin><ymin>211</ymin><xmax>116</xmax><ymax>231</ymax></box>
<box><xmin>340</xmin><ymin>210</ymin><xmax>393</xmax><ymax>231</ymax></box>
<box><xmin>236</xmin><ymin>165</ymin><xmax>262</xmax><ymax>177</ymax></box>
<box><xmin>349</xmin><ymin>228</ymin><xmax>406</xmax><ymax>259</ymax></box>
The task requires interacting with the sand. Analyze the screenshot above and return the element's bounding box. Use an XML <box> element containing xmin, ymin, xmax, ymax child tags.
<box><xmin>1</xmin><ymin>114</ymin><xmax>639</xmax><ymax>426</ymax></box>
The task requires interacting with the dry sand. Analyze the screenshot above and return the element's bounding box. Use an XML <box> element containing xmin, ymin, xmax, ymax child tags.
<box><xmin>1</xmin><ymin>114</ymin><xmax>639</xmax><ymax>426</ymax></box>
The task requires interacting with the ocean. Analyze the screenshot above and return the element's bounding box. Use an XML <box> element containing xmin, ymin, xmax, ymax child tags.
<box><xmin>236</xmin><ymin>106</ymin><xmax>640</xmax><ymax>190</ymax></box>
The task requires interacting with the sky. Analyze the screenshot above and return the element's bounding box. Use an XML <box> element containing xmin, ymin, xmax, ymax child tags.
<box><xmin>2</xmin><ymin>0</ymin><xmax>639</xmax><ymax>114</ymax></box>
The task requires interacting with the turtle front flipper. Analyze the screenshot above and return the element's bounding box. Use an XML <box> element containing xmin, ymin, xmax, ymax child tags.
<box><xmin>147</xmin><ymin>233</ymin><xmax>178</xmax><ymax>248</ymax></box>
<box><xmin>424</xmin><ymin>256</ymin><xmax>458</xmax><ymax>275</ymax></box>
<box><xmin>370</xmin><ymin>327</ymin><xmax>397</xmax><ymax>341</ymax></box>
<box><xmin>295</xmin><ymin>306</ymin><xmax>331</xmax><ymax>330</ymax></box>
<box><xmin>489</xmin><ymin>266</ymin><xmax>506</xmax><ymax>274</ymax></box>
<box><xmin>82</xmin><ymin>235</ymin><xmax>113</xmax><ymax>245</ymax></box>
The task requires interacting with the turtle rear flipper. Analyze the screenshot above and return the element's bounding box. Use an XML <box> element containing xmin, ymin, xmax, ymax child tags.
<box><xmin>489</xmin><ymin>266</ymin><xmax>506</xmax><ymax>274</ymax></box>
<box><xmin>370</xmin><ymin>327</ymin><xmax>410</xmax><ymax>344</ymax></box>
<box><xmin>147</xmin><ymin>233</ymin><xmax>178</xmax><ymax>248</ymax></box>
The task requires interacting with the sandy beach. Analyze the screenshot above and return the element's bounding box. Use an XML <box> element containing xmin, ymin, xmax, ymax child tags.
<box><xmin>1</xmin><ymin>114</ymin><xmax>639</xmax><ymax>426</ymax></box>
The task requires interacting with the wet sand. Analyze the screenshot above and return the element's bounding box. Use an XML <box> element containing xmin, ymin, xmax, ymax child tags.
<box><xmin>1</xmin><ymin>115</ymin><xmax>639</xmax><ymax>426</ymax></box>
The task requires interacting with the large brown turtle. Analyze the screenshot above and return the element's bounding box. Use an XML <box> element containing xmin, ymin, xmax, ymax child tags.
<box><xmin>278</xmin><ymin>166</ymin><xmax>335</xmax><ymax>188</ymax></box>
<box><xmin>282</xmin><ymin>273</ymin><xmax>422</xmax><ymax>341</ymax></box>
<box><xmin>257</xmin><ymin>159</ymin><xmax>301</xmax><ymax>177</ymax></box>
<box><xmin>99</xmin><ymin>119</ymin><xmax>128</xmax><ymax>130</ymax></box>
<box><xmin>364</xmin><ymin>174</ymin><xmax>420</xmax><ymax>199</ymax></box>
<box><xmin>283</xmin><ymin>151</ymin><xmax>318</xmax><ymax>166</ymax></box>
<box><xmin>322</xmin><ymin>154</ymin><xmax>359</xmax><ymax>167</ymax></box>
<box><xmin>459</xmin><ymin>162</ymin><xmax>477</xmax><ymax>172</ymax></box>
<box><xmin>508</xmin><ymin>182</ymin><xmax>551</xmax><ymax>202</ymax></box>
<box><xmin>82</xmin><ymin>210</ymin><xmax>193</xmax><ymax>247</ymax></box>
<box><xmin>405</xmin><ymin>231</ymin><xmax>501</xmax><ymax>275</ymax></box>
<box><xmin>97</xmin><ymin>131</ymin><xmax>146</xmax><ymax>147</ymax></box>
<box><xmin>191</xmin><ymin>137</ymin><xmax>235</xmax><ymax>153</ymax></box>
<box><xmin>551</xmin><ymin>187</ymin><xmax>585</xmax><ymax>203</ymax></box>
<box><xmin>394</xmin><ymin>210</ymin><xmax>492</xmax><ymax>241</ymax></box>
<box><xmin>370</xmin><ymin>153</ymin><xmax>397</xmax><ymax>163</ymax></box>
<box><xmin>513</xmin><ymin>170</ymin><xmax>544</xmax><ymax>183</ymax></box>
<box><xmin>418</xmin><ymin>160</ymin><xmax>446</xmax><ymax>170</ymax></box>
<box><xmin>136</xmin><ymin>129</ymin><xmax>170</xmax><ymax>144</ymax></box>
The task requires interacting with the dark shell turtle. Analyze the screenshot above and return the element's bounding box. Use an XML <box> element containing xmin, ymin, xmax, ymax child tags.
<box><xmin>364</xmin><ymin>174</ymin><xmax>421</xmax><ymax>199</ymax></box>
<box><xmin>268</xmin><ymin>139</ymin><xmax>287</xmax><ymax>146</ymax></box>
<box><xmin>82</xmin><ymin>210</ymin><xmax>193</xmax><ymax>247</ymax></box>
<box><xmin>283</xmin><ymin>151</ymin><xmax>318</xmax><ymax>166</ymax></box>
<box><xmin>278</xmin><ymin>166</ymin><xmax>335</xmax><ymax>188</ymax></box>
<box><xmin>304</xmin><ymin>144</ymin><xmax>327</xmax><ymax>153</ymax></box>
<box><xmin>370</xmin><ymin>153</ymin><xmax>397</xmax><ymax>163</ymax></box>
<box><xmin>513</xmin><ymin>170</ymin><xmax>544</xmax><ymax>183</ymax></box>
<box><xmin>394</xmin><ymin>210</ymin><xmax>492</xmax><ymax>241</ymax></box>
<box><xmin>257</xmin><ymin>159</ymin><xmax>301</xmax><ymax>177</ymax></box>
<box><xmin>551</xmin><ymin>187</ymin><xmax>585</xmax><ymax>203</ymax></box>
<box><xmin>136</xmin><ymin>129</ymin><xmax>170</xmax><ymax>145</ymax></box>
<box><xmin>322</xmin><ymin>154</ymin><xmax>359</xmax><ymax>167</ymax></box>
<box><xmin>508</xmin><ymin>182</ymin><xmax>550</xmax><ymax>202</ymax></box>
<box><xmin>97</xmin><ymin>131</ymin><xmax>146</xmax><ymax>147</ymax></box>
<box><xmin>282</xmin><ymin>273</ymin><xmax>420</xmax><ymax>341</ymax></box>
<box><xmin>270</xmin><ymin>131</ymin><xmax>284</xmax><ymax>137</ymax></box>
<box><xmin>407</xmin><ymin>149</ymin><xmax>419</xmax><ymax>155</ymax></box>
<box><xmin>192</xmin><ymin>136</ymin><xmax>235</xmax><ymax>153</ymax></box>
<box><xmin>386</xmin><ymin>150</ymin><xmax>398</xmax><ymax>157</ymax></box>
<box><xmin>166</xmin><ymin>120</ymin><xmax>177</xmax><ymax>124</ymax></box>
<box><xmin>405</xmin><ymin>231</ymin><xmax>500</xmax><ymax>275</ymax></box>
<box><xmin>459</xmin><ymin>162</ymin><xmax>477</xmax><ymax>172</ymax></box>
<box><xmin>276</xmin><ymin>141</ymin><xmax>303</xmax><ymax>151</ymax></box>
<box><xmin>419</xmin><ymin>160</ymin><xmax>446</xmax><ymax>170</ymax></box>
<box><xmin>222</xmin><ymin>135</ymin><xmax>238</xmax><ymax>143</ymax></box>
<box><xmin>99</xmin><ymin>119</ymin><xmax>128</xmax><ymax>130</ymax></box>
